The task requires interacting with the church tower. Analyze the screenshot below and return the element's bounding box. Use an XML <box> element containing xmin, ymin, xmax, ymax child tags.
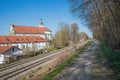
<box><xmin>39</xmin><ymin>18</ymin><xmax>44</xmax><ymax>27</ymax></box>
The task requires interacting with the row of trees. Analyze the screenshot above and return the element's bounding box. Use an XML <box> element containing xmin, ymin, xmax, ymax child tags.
<box><xmin>53</xmin><ymin>22</ymin><xmax>89</xmax><ymax>48</ymax></box>
<box><xmin>69</xmin><ymin>0</ymin><xmax>120</xmax><ymax>50</ymax></box>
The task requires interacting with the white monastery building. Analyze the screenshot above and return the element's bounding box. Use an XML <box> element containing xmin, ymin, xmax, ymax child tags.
<box><xmin>0</xmin><ymin>36</ymin><xmax>46</xmax><ymax>51</ymax></box>
<box><xmin>0</xmin><ymin>20</ymin><xmax>52</xmax><ymax>55</ymax></box>
<box><xmin>9</xmin><ymin>19</ymin><xmax>52</xmax><ymax>40</ymax></box>
<box><xmin>0</xmin><ymin>20</ymin><xmax>52</xmax><ymax>64</ymax></box>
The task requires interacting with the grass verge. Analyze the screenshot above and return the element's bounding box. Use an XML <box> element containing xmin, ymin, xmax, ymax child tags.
<box><xmin>40</xmin><ymin>45</ymin><xmax>87</xmax><ymax>80</ymax></box>
<box><xmin>101</xmin><ymin>43</ymin><xmax>120</xmax><ymax>78</ymax></box>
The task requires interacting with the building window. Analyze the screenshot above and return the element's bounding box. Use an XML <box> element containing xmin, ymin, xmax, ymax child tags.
<box><xmin>23</xmin><ymin>45</ymin><xmax>25</xmax><ymax>48</ymax></box>
<box><xmin>12</xmin><ymin>48</ymin><xmax>14</xmax><ymax>52</ymax></box>
<box><xmin>17</xmin><ymin>45</ymin><xmax>19</xmax><ymax>48</ymax></box>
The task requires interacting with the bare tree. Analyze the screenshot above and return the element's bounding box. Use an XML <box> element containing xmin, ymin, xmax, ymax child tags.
<box><xmin>70</xmin><ymin>23</ymin><xmax>79</xmax><ymax>43</ymax></box>
<box><xmin>79</xmin><ymin>32</ymin><xmax>89</xmax><ymax>42</ymax></box>
<box><xmin>69</xmin><ymin>0</ymin><xmax>120</xmax><ymax>50</ymax></box>
<box><xmin>54</xmin><ymin>23</ymin><xmax>70</xmax><ymax>47</ymax></box>
<box><xmin>53</xmin><ymin>22</ymin><xmax>81</xmax><ymax>47</ymax></box>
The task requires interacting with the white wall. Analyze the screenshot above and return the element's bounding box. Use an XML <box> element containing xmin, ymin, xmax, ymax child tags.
<box><xmin>15</xmin><ymin>33</ymin><xmax>45</xmax><ymax>38</ymax></box>
<box><xmin>0</xmin><ymin>54</ymin><xmax>5</xmax><ymax>64</ymax></box>
<box><xmin>0</xmin><ymin>42</ymin><xmax>46</xmax><ymax>49</ymax></box>
<box><xmin>44</xmin><ymin>31</ymin><xmax>52</xmax><ymax>40</ymax></box>
<box><xmin>15</xmin><ymin>32</ymin><xmax>52</xmax><ymax>40</ymax></box>
<box><xmin>0</xmin><ymin>44</ymin><xmax>7</xmax><ymax>46</ymax></box>
<box><xmin>0</xmin><ymin>47</ymin><xmax>23</xmax><ymax>64</ymax></box>
<box><xmin>9</xmin><ymin>24</ymin><xmax>15</xmax><ymax>34</ymax></box>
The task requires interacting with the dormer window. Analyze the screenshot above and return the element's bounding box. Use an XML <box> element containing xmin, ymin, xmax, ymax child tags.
<box><xmin>27</xmin><ymin>38</ymin><xmax>30</xmax><ymax>41</ymax></box>
<box><xmin>22</xmin><ymin>38</ymin><xmax>25</xmax><ymax>41</ymax></box>
<box><xmin>6</xmin><ymin>38</ymin><xmax>9</xmax><ymax>42</ymax></box>
<box><xmin>37</xmin><ymin>38</ymin><xmax>40</xmax><ymax>41</ymax></box>
<box><xmin>16</xmin><ymin>38</ymin><xmax>19</xmax><ymax>41</ymax></box>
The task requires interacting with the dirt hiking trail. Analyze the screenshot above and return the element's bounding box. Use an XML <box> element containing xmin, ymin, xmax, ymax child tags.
<box><xmin>54</xmin><ymin>41</ymin><xmax>115</xmax><ymax>80</ymax></box>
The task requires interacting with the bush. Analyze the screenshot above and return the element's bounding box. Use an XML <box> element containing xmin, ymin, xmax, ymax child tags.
<box><xmin>101</xmin><ymin>43</ymin><xmax>120</xmax><ymax>72</ymax></box>
<box><xmin>48</xmin><ymin>48</ymin><xmax>57</xmax><ymax>52</ymax></box>
<box><xmin>35</xmin><ymin>49</ymin><xmax>43</xmax><ymax>55</ymax></box>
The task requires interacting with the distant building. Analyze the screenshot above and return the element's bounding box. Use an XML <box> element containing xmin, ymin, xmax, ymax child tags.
<box><xmin>9</xmin><ymin>19</ymin><xmax>52</xmax><ymax>40</ymax></box>
<box><xmin>0</xmin><ymin>20</ymin><xmax>52</xmax><ymax>61</ymax></box>
<box><xmin>0</xmin><ymin>36</ymin><xmax>46</xmax><ymax>51</ymax></box>
<box><xmin>0</xmin><ymin>46</ymin><xmax>23</xmax><ymax>64</ymax></box>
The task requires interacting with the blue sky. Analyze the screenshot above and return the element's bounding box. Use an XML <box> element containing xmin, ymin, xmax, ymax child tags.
<box><xmin>0</xmin><ymin>0</ymin><xmax>92</xmax><ymax>37</ymax></box>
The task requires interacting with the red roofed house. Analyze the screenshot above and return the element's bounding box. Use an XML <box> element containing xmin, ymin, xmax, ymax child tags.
<box><xmin>0</xmin><ymin>35</ymin><xmax>46</xmax><ymax>64</ymax></box>
<box><xmin>0</xmin><ymin>36</ymin><xmax>46</xmax><ymax>51</ymax></box>
<box><xmin>9</xmin><ymin>20</ymin><xmax>52</xmax><ymax>41</ymax></box>
<box><xmin>0</xmin><ymin>46</ymin><xmax>23</xmax><ymax>64</ymax></box>
<box><xmin>9</xmin><ymin>20</ymin><xmax>52</xmax><ymax>48</ymax></box>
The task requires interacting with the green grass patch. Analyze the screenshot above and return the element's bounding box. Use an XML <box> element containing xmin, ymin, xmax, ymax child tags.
<box><xmin>48</xmin><ymin>48</ymin><xmax>57</xmax><ymax>52</ymax></box>
<box><xmin>101</xmin><ymin>43</ymin><xmax>120</xmax><ymax>72</ymax></box>
<box><xmin>40</xmin><ymin>46</ymin><xmax>86</xmax><ymax>80</ymax></box>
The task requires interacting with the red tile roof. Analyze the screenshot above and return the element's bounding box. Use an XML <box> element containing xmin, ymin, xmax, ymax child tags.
<box><xmin>0</xmin><ymin>46</ymin><xmax>22</xmax><ymax>54</ymax></box>
<box><xmin>0</xmin><ymin>46</ymin><xmax>13</xmax><ymax>54</ymax></box>
<box><xmin>13</xmin><ymin>25</ymin><xmax>51</xmax><ymax>34</ymax></box>
<box><xmin>0</xmin><ymin>36</ymin><xmax>46</xmax><ymax>44</ymax></box>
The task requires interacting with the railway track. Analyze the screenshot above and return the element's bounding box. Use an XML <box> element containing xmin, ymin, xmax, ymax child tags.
<box><xmin>0</xmin><ymin>54</ymin><xmax>46</xmax><ymax>71</ymax></box>
<box><xmin>0</xmin><ymin>47</ymin><xmax>68</xmax><ymax>72</ymax></box>
<box><xmin>0</xmin><ymin>55</ymin><xmax>55</xmax><ymax>80</ymax></box>
<box><xmin>0</xmin><ymin>46</ymin><xmax>72</xmax><ymax>80</ymax></box>
<box><xmin>0</xmin><ymin>52</ymin><xmax>53</xmax><ymax>71</ymax></box>
<box><xmin>0</xmin><ymin>41</ymin><xmax>89</xmax><ymax>80</ymax></box>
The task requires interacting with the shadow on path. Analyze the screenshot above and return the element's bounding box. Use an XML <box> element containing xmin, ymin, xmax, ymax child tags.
<box><xmin>53</xmin><ymin>41</ymin><xmax>115</xmax><ymax>80</ymax></box>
